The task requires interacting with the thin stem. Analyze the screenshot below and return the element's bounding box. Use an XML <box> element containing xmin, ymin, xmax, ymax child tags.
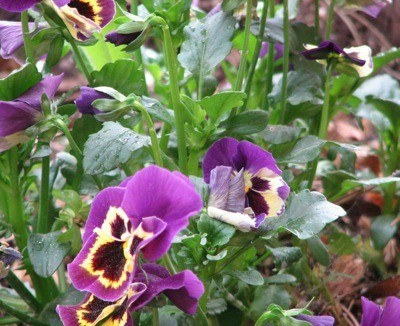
<box><xmin>279</xmin><ymin>0</ymin><xmax>290</xmax><ymax>124</ymax></box>
<box><xmin>135</xmin><ymin>102</ymin><xmax>163</xmax><ymax>167</ymax></box>
<box><xmin>152</xmin><ymin>308</ymin><xmax>159</xmax><ymax>326</ymax></box>
<box><xmin>160</xmin><ymin>22</ymin><xmax>188</xmax><ymax>174</ymax></box>
<box><xmin>188</xmin><ymin>151</ymin><xmax>200</xmax><ymax>176</ymax></box>
<box><xmin>230</xmin><ymin>0</ymin><xmax>253</xmax><ymax>117</ymax></box>
<box><xmin>57</xmin><ymin>263</ymin><xmax>67</xmax><ymax>293</ymax></box>
<box><xmin>0</xmin><ymin>299</ymin><xmax>46</xmax><ymax>326</ymax></box>
<box><xmin>162</xmin><ymin>252</ymin><xmax>177</xmax><ymax>274</ymax></box>
<box><xmin>242</xmin><ymin>0</ymin><xmax>268</xmax><ymax>110</ymax></box>
<box><xmin>36</xmin><ymin>147</ymin><xmax>50</xmax><ymax>233</ymax></box>
<box><xmin>68</xmin><ymin>37</ymin><xmax>94</xmax><ymax>85</ymax></box>
<box><xmin>159</xmin><ymin>124</ymin><xmax>171</xmax><ymax>152</ymax></box>
<box><xmin>121</xmin><ymin>163</ymin><xmax>134</xmax><ymax>176</ymax></box>
<box><xmin>307</xmin><ymin>67</ymin><xmax>332</xmax><ymax>189</ymax></box>
<box><xmin>6</xmin><ymin>271</ymin><xmax>41</xmax><ymax>313</ymax></box>
<box><xmin>263</xmin><ymin>0</ymin><xmax>275</xmax><ymax>109</ymax></box>
<box><xmin>325</xmin><ymin>0</ymin><xmax>336</xmax><ymax>40</ymax></box>
<box><xmin>53</xmin><ymin>118</ymin><xmax>103</xmax><ymax>190</ymax></box>
<box><xmin>314</xmin><ymin>0</ymin><xmax>320</xmax><ymax>39</ymax></box>
<box><xmin>21</xmin><ymin>11</ymin><xmax>34</xmax><ymax>63</ymax></box>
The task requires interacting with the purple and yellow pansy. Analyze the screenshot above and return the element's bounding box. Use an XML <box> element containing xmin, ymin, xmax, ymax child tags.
<box><xmin>203</xmin><ymin>137</ymin><xmax>289</xmax><ymax>232</ymax></box>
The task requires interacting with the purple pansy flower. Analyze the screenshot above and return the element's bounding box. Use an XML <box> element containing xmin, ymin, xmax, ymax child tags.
<box><xmin>296</xmin><ymin>314</ymin><xmax>335</xmax><ymax>326</ymax></box>
<box><xmin>260</xmin><ymin>43</ymin><xmax>284</xmax><ymax>60</ymax></box>
<box><xmin>75</xmin><ymin>86</ymin><xmax>111</xmax><ymax>115</ymax></box>
<box><xmin>57</xmin><ymin>264</ymin><xmax>204</xmax><ymax>325</ymax></box>
<box><xmin>0</xmin><ymin>74</ymin><xmax>63</xmax><ymax>152</ymax></box>
<box><xmin>105</xmin><ymin>31</ymin><xmax>142</xmax><ymax>47</ymax></box>
<box><xmin>300</xmin><ymin>41</ymin><xmax>373</xmax><ymax>77</ymax></box>
<box><xmin>130</xmin><ymin>264</ymin><xmax>205</xmax><ymax>315</ymax></box>
<box><xmin>68</xmin><ymin>165</ymin><xmax>203</xmax><ymax>301</ymax></box>
<box><xmin>361</xmin><ymin>296</ymin><xmax>400</xmax><ymax>326</ymax></box>
<box><xmin>203</xmin><ymin>137</ymin><xmax>289</xmax><ymax>232</ymax></box>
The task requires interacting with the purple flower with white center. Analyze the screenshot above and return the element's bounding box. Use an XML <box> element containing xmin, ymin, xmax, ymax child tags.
<box><xmin>68</xmin><ymin>165</ymin><xmax>203</xmax><ymax>301</ymax></box>
<box><xmin>361</xmin><ymin>296</ymin><xmax>400</xmax><ymax>326</ymax></box>
<box><xmin>296</xmin><ymin>314</ymin><xmax>335</xmax><ymax>326</ymax></box>
<box><xmin>300</xmin><ymin>41</ymin><xmax>373</xmax><ymax>78</ymax></box>
<box><xmin>74</xmin><ymin>86</ymin><xmax>111</xmax><ymax>115</ymax></box>
<box><xmin>130</xmin><ymin>263</ymin><xmax>205</xmax><ymax>315</ymax></box>
<box><xmin>0</xmin><ymin>74</ymin><xmax>63</xmax><ymax>152</ymax></box>
<box><xmin>203</xmin><ymin>137</ymin><xmax>289</xmax><ymax>232</ymax></box>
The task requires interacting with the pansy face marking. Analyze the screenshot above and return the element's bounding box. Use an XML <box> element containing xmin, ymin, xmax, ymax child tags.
<box><xmin>69</xmin><ymin>206</ymin><xmax>166</xmax><ymax>301</ymax></box>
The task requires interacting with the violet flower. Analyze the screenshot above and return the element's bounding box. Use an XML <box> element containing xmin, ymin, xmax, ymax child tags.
<box><xmin>105</xmin><ymin>31</ymin><xmax>142</xmax><ymax>47</ymax></box>
<box><xmin>74</xmin><ymin>86</ymin><xmax>111</xmax><ymax>115</ymax></box>
<box><xmin>260</xmin><ymin>43</ymin><xmax>284</xmax><ymax>60</ymax></box>
<box><xmin>57</xmin><ymin>264</ymin><xmax>204</xmax><ymax>325</ymax></box>
<box><xmin>130</xmin><ymin>263</ymin><xmax>205</xmax><ymax>315</ymax></box>
<box><xmin>343</xmin><ymin>0</ymin><xmax>391</xmax><ymax>18</ymax></box>
<box><xmin>300</xmin><ymin>41</ymin><xmax>373</xmax><ymax>77</ymax></box>
<box><xmin>68</xmin><ymin>166</ymin><xmax>202</xmax><ymax>301</ymax></box>
<box><xmin>0</xmin><ymin>74</ymin><xmax>63</xmax><ymax>152</ymax></box>
<box><xmin>203</xmin><ymin>137</ymin><xmax>289</xmax><ymax>232</ymax></box>
<box><xmin>296</xmin><ymin>314</ymin><xmax>335</xmax><ymax>326</ymax></box>
<box><xmin>361</xmin><ymin>296</ymin><xmax>400</xmax><ymax>326</ymax></box>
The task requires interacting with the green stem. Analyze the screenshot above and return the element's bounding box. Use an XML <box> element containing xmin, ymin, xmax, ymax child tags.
<box><xmin>159</xmin><ymin>124</ymin><xmax>171</xmax><ymax>152</ymax></box>
<box><xmin>0</xmin><ymin>299</ymin><xmax>46</xmax><ymax>326</ymax></box>
<box><xmin>242</xmin><ymin>0</ymin><xmax>268</xmax><ymax>111</ymax></box>
<box><xmin>325</xmin><ymin>0</ymin><xmax>336</xmax><ymax>40</ymax></box>
<box><xmin>6</xmin><ymin>271</ymin><xmax>41</xmax><ymax>313</ymax></box>
<box><xmin>121</xmin><ymin>163</ymin><xmax>134</xmax><ymax>176</ymax></box>
<box><xmin>307</xmin><ymin>67</ymin><xmax>332</xmax><ymax>189</ymax></box>
<box><xmin>152</xmin><ymin>308</ymin><xmax>159</xmax><ymax>326</ymax></box>
<box><xmin>0</xmin><ymin>317</ymin><xmax>20</xmax><ymax>325</ymax></box>
<box><xmin>383</xmin><ymin>182</ymin><xmax>396</xmax><ymax>214</ymax></box>
<box><xmin>135</xmin><ymin>102</ymin><xmax>163</xmax><ymax>167</ymax></box>
<box><xmin>162</xmin><ymin>252</ymin><xmax>177</xmax><ymax>274</ymax></box>
<box><xmin>263</xmin><ymin>0</ymin><xmax>275</xmax><ymax>110</ymax></box>
<box><xmin>279</xmin><ymin>0</ymin><xmax>290</xmax><ymax>124</ymax></box>
<box><xmin>36</xmin><ymin>148</ymin><xmax>50</xmax><ymax>233</ymax></box>
<box><xmin>188</xmin><ymin>151</ymin><xmax>200</xmax><ymax>176</ymax></box>
<box><xmin>21</xmin><ymin>11</ymin><xmax>34</xmax><ymax>63</ymax></box>
<box><xmin>314</xmin><ymin>0</ymin><xmax>320</xmax><ymax>40</ymax></box>
<box><xmin>57</xmin><ymin>263</ymin><xmax>67</xmax><ymax>293</ymax></box>
<box><xmin>159</xmin><ymin>21</ymin><xmax>188</xmax><ymax>174</ymax></box>
<box><xmin>68</xmin><ymin>37</ymin><xmax>94</xmax><ymax>85</ymax></box>
<box><xmin>53</xmin><ymin>118</ymin><xmax>103</xmax><ymax>190</ymax></box>
<box><xmin>230</xmin><ymin>0</ymin><xmax>253</xmax><ymax>117</ymax></box>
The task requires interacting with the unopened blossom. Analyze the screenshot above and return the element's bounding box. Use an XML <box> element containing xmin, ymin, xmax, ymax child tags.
<box><xmin>0</xmin><ymin>243</ymin><xmax>22</xmax><ymax>279</ymax></box>
<box><xmin>0</xmin><ymin>74</ymin><xmax>63</xmax><ymax>152</ymax></box>
<box><xmin>74</xmin><ymin>86</ymin><xmax>111</xmax><ymax>115</ymax></box>
<box><xmin>203</xmin><ymin>137</ymin><xmax>289</xmax><ymax>232</ymax></box>
<box><xmin>361</xmin><ymin>296</ymin><xmax>400</xmax><ymax>326</ymax></box>
<box><xmin>68</xmin><ymin>165</ymin><xmax>202</xmax><ymax>301</ymax></box>
<box><xmin>296</xmin><ymin>314</ymin><xmax>335</xmax><ymax>326</ymax></box>
<box><xmin>301</xmin><ymin>41</ymin><xmax>373</xmax><ymax>78</ymax></box>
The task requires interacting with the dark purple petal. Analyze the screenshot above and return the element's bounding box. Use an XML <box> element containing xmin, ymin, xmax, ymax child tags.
<box><xmin>67</xmin><ymin>0</ymin><xmax>116</xmax><ymax>28</ymax></box>
<box><xmin>16</xmin><ymin>74</ymin><xmax>63</xmax><ymax>109</ymax></box>
<box><xmin>121</xmin><ymin>165</ymin><xmax>203</xmax><ymax>261</ymax></box>
<box><xmin>75</xmin><ymin>86</ymin><xmax>110</xmax><ymax>115</ymax></box>
<box><xmin>361</xmin><ymin>297</ymin><xmax>382</xmax><ymax>326</ymax></box>
<box><xmin>233</xmin><ymin>140</ymin><xmax>282</xmax><ymax>176</ymax></box>
<box><xmin>0</xmin><ymin>246</ymin><xmax>22</xmax><ymax>266</ymax></box>
<box><xmin>379</xmin><ymin>296</ymin><xmax>400</xmax><ymax>325</ymax></box>
<box><xmin>130</xmin><ymin>263</ymin><xmax>204</xmax><ymax>315</ymax></box>
<box><xmin>0</xmin><ymin>21</ymin><xmax>25</xmax><ymax>60</ymax></box>
<box><xmin>0</xmin><ymin>101</ymin><xmax>41</xmax><ymax>137</ymax></box>
<box><xmin>82</xmin><ymin>186</ymin><xmax>125</xmax><ymax>243</ymax></box>
<box><xmin>259</xmin><ymin>43</ymin><xmax>284</xmax><ymax>60</ymax></box>
<box><xmin>106</xmin><ymin>31</ymin><xmax>141</xmax><ymax>46</ymax></box>
<box><xmin>296</xmin><ymin>314</ymin><xmax>335</xmax><ymax>326</ymax></box>
<box><xmin>203</xmin><ymin>137</ymin><xmax>239</xmax><ymax>183</ymax></box>
<box><xmin>0</xmin><ymin>0</ymin><xmax>40</xmax><ymax>12</ymax></box>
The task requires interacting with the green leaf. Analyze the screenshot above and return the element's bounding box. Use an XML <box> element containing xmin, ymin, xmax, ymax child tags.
<box><xmin>58</xmin><ymin>224</ymin><xmax>82</xmax><ymax>256</ymax></box>
<box><xmin>222</xmin><ymin>0</ymin><xmax>246</xmax><ymax>11</ymax></box>
<box><xmin>266</xmin><ymin>190</ymin><xmax>346</xmax><ymax>239</ymax></box>
<box><xmin>207</xmin><ymin>249</ymin><xmax>228</xmax><ymax>261</ymax></box>
<box><xmin>261</xmin><ymin>125</ymin><xmax>303</xmax><ymax>145</ymax></box>
<box><xmin>141</xmin><ymin>96</ymin><xmax>175</xmax><ymax>125</ymax></box>
<box><xmin>250</xmin><ymin>285</ymin><xmax>291</xmax><ymax>321</ymax></box>
<box><xmin>178</xmin><ymin>11</ymin><xmax>236</xmax><ymax>77</ymax></box>
<box><xmin>371</xmin><ymin>215</ymin><xmax>398</xmax><ymax>250</ymax></box>
<box><xmin>366</xmin><ymin>97</ymin><xmax>400</xmax><ymax>132</ymax></box>
<box><xmin>71</xmin><ymin>115</ymin><xmax>102</xmax><ymax>150</ymax></box>
<box><xmin>28</xmin><ymin>232</ymin><xmax>70</xmax><ymax>277</ymax></box>
<box><xmin>269</xmin><ymin>246</ymin><xmax>302</xmax><ymax>269</ymax></box>
<box><xmin>307</xmin><ymin>236</ymin><xmax>330</xmax><ymax>266</ymax></box>
<box><xmin>322</xmin><ymin>170</ymin><xmax>357</xmax><ymax>200</ymax></box>
<box><xmin>201</xmin><ymin>91</ymin><xmax>247</xmax><ymax>123</ymax></box>
<box><xmin>277</xmin><ymin>136</ymin><xmax>326</xmax><ymax>164</ymax></box>
<box><xmin>373</xmin><ymin>47</ymin><xmax>400</xmax><ymax>72</ymax></box>
<box><xmin>228</xmin><ymin>269</ymin><xmax>264</xmax><ymax>286</ymax></box>
<box><xmin>207</xmin><ymin>298</ymin><xmax>227</xmax><ymax>315</ymax></box>
<box><xmin>264</xmin><ymin>274</ymin><xmax>297</xmax><ymax>284</ymax></box>
<box><xmin>198</xmin><ymin>214</ymin><xmax>236</xmax><ymax>247</ymax></box>
<box><xmin>225</xmin><ymin>110</ymin><xmax>268</xmax><ymax>135</ymax></box>
<box><xmin>328</xmin><ymin>229</ymin><xmax>357</xmax><ymax>255</ymax></box>
<box><xmin>83</xmin><ymin>121</ymin><xmax>150</xmax><ymax>175</ymax></box>
<box><xmin>0</xmin><ymin>64</ymin><xmax>42</xmax><ymax>101</ymax></box>
<box><xmin>92</xmin><ymin>59</ymin><xmax>146</xmax><ymax>96</ymax></box>
<box><xmin>189</xmin><ymin>176</ymin><xmax>209</xmax><ymax>205</ymax></box>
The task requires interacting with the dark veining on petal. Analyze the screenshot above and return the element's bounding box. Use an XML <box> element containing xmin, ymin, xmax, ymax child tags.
<box><xmin>81</xmin><ymin>296</ymin><xmax>116</xmax><ymax>323</ymax></box>
<box><xmin>110</xmin><ymin>214</ymin><xmax>126</xmax><ymax>239</ymax></box>
<box><xmin>250</xmin><ymin>176</ymin><xmax>270</xmax><ymax>192</ymax></box>
<box><xmin>247</xmin><ymin>191</ymin><xmax>269</xmax><ymax>216</ymax></box>
<box><xmin>68</xmin><ymin>0</ymin><xmax>96</xmax><ymax>20</ymax></box>
<box><xmin>130</xmin><ymin>237</ymin><xmax>140</xmax><ymax>256</ymax></box>
<box><xmin>91</xmin><ymin>241</ymin><xmax>126</xmax><ymax>281</ymax></box>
